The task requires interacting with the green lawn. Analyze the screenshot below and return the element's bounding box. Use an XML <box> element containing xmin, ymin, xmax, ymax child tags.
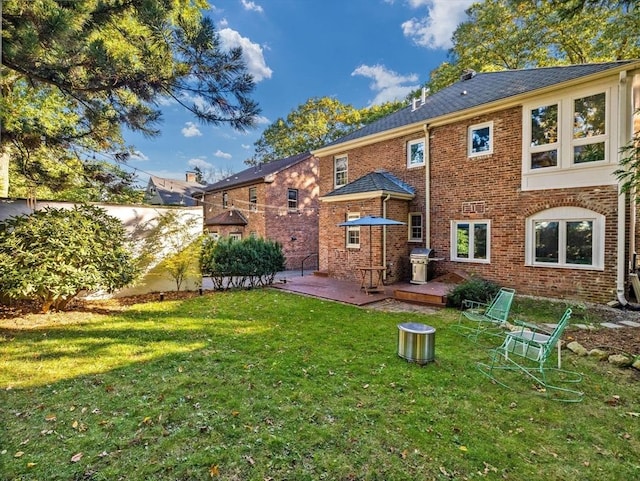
<box><xmin>1</xmin><ymin>289</ymin><xmax>638</xmax><ymax>480</ymax></box>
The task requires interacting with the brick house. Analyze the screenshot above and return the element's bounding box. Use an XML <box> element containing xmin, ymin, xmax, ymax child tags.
<box><xmin>201</xmin><ymin>152</ymin><xmax>319</xmax><ymax>270</ymax></box>
<box><xmin>313</xmin><ymin>61</ymin><xmax>640</xmax><ymax>304</ymax></box>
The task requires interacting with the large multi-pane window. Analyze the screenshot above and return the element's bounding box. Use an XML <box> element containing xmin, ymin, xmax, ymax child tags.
<box><xmin>346</xmin><ymin>212</ymin><xmax>360</xmax><ymax>248</ymax></box>
<box><xmin>335</xmin><ymin>155</ymin><xmax>348</xmax><ymax>188</ymax></box>
<box><xmin>407</xmin><ymin>139</ymin><xmax>425</xmax><ymax>167</ymax></box>
<box><xmin>451</xmin><ymin>220</ymin><xmax>490</xmax><ymax>263</ymax></box>
<box><xmin>526</xmin><ymin>90</ymin><xmax>607</xmax><ymax>170</ymax></box>
<box><xmin>249</xmin><ymin>187</ymin><xmax>257</xmax><ymax>211</ymax></box>
<box><xmin>408</xmin><ymin>213</ymin><xmax>423</xmax><ymax>242</ymax></box>
<box><xmin>288</xmin><ymin>188</ymin><xmax>298</xmax><ymax>211</ymax></box>
<box><xmin>525</xmin><ymin>207</ymin><xmax>604</xmax><ymax>269</ymax></box>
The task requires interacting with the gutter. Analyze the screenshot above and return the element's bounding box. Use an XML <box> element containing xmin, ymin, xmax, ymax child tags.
<box><xmin>382</xmin><ymin>194</ymin><xmax>391</xmax><ymax>281</ymax></box>
<box><xmin>424</xmin><ymin>124</ymin><xmax>431</xmax><ymax>246</ymax></box>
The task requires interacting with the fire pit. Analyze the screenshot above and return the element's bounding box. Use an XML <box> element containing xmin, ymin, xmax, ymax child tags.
<box><xmin>397</xmin><ymin>322</ymin><xmax>436</xmax><ymax>364</ymax></box>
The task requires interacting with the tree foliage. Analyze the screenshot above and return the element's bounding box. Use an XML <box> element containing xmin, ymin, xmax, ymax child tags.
<box><xmin>0</xmin><ymin>204</ymin><xmax>138</xmax><ymax>312</ymax></box>
<box><xmin>2</xmin><ymin>0</ymin><xmax>260</xmax><ymax>196</ymax></box>
<box><xmin>249</xmin><ymin>97</ymin><xmax>405</xmax><ymax>164</ymax></box>
<box><xmin>418</xmin><ymin>0</ymin><xmax>640</xmax><ymax>94</ymax></box>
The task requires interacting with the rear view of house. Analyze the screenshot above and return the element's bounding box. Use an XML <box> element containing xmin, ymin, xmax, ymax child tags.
<box><xmin>313</xmin><ymin>60</ymin><xmax>640</xmax><ymax>304</ymax></box>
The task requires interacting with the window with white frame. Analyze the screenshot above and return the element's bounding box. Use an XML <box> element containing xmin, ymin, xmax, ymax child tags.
<box><xmin>346</xmin><ymin>212</ymin><xmax>360</xmax><ymax>248</ymax></box>
<box><xmin>525</xmin><ymin>207</ymin><xmax>604</xmax><ymax>269</ymax></box>
<box><xmin>249</xmin><ymin>187</ymin><xmax>257</xmax><ymax>211</ymax></box>
<box><xmin>407</xmin><ymin>139</ymin><xmax>425</xmax><ymax>168</ymax></box>
<box><xmin>288</xmin><ymin>188</ymin><xmax>298</xmax><ymax>211</ymax></box>
<box><xmin>408</xmin><ymin>213</ymin><xmax>423</xmax><ymax>242</ymax></box>
<box><xmin>335</xmin><ymin>155</ymin><xmax>348</xmax><ymax>188</ymax></box>
<box><xmin>468</xmin><ymin>121</ymin><xmax>493</xmax><ymax>157</ymax></box>
<box><xmin>451</xmin><ymin>220</ymin><xmax>490</xmax><ymax>263</ymax></box>
<box><xmin>229</xmin><ymin>233</ymin><xmax>242</xmax><ymax>241</ymax></box>
<box><xmin>222</xmin><ymin>191</ymin><xmax>228</xmax><ymax>209</ymax></box>
<box><xmin>525</xmin><ymin>90</ymin><xmax>608</xmax><ymax>171</ymax></box>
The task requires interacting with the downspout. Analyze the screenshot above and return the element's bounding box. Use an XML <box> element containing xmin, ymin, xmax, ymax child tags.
<box><xmin>617</xmin><ymin>70</ymin><xmax>631</xmax><ymax>306</ymax></box>
<box><xmin>382</xmin><ymin>193</ymin><xmax>391</xmax><ymax>280</ymax></box>
<box><xmin>424</xmin><ymin>124</ymin><xmax>431</xmax><ymax>246</ymax></box>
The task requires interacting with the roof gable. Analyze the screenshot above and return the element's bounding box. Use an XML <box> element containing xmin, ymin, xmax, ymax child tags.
<box><xmin>205</xmin><ymin>208</ymin><xmax>248</xmax><ymax>226</ymax></box>
<box><xmin>148</xmin><ymin>175</ymin><xmax>205</xmax><ymax>206</ymax></box>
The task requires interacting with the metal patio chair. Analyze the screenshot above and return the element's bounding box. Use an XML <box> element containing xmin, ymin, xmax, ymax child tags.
<box><xmin>453</xmin><ymin>287</ymin><xmax>516</xmax><ymax>342</ymax></box>
<box><xmin>476</xmin><ymin>308</ymin><xmax>583</xmax><ymax>402</ymax></box>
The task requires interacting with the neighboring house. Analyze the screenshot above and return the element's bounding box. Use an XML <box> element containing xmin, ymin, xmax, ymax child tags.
<box><xmin>313</xmin><ymin>60</ymin><xmax>640</xmax><ymax>304</ymax></box>
<box><xmin>145</xmin><ymin>171</ymin><xmax>205</xmax><ymax>206</ymax></box>
<box><xmin>201</xmin><ymin>152</ymin><xmax>319</xmax><ymax>270</ymax></box>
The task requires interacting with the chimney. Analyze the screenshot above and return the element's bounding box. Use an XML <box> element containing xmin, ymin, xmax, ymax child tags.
<box><xmin>186</xmin><ymin>171</ymin><xmax>197</xmax><ymax>183</ymax></box>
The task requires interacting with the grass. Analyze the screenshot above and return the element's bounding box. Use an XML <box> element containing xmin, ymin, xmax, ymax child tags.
<box><xmin>1</xmin><ymin>289</ymin><xmax>638</xmax><ymax>480</ymax></box>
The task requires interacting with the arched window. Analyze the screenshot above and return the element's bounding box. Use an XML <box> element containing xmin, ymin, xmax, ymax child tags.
<box><xmin>525</xmin><ymin>207</ymin><xmax>604</xmax><ymax>270</ymax></box>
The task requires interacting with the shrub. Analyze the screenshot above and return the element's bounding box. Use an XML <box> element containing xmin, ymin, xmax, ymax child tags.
<box><xmin>447</xmin><ymin>277</ymin><xmax>501</xmax><ymax>308</ymax></box>
<box><xmin>200</xmin><ymin>236</ymin><xmax>285</xmax><ymax>289</ymax></box>
<box><xmin>0</xmin><ymin>205</ymin><xmax>138</xmax><ymax>312</ymax></box>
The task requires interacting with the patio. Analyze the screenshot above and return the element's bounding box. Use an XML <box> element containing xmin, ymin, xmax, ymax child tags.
<box><xmin>271</xmin><ymin>270</ymin><xmax>461</xmax><ymax>307</ymax></box>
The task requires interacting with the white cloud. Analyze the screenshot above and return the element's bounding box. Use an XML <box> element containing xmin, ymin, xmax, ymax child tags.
<box><xmin>188</xmin><ymin>157</ymin><xmax>214</xmax><ymax>170</ymax></box>
<box><xmin>401</xmin><ymin>0</ymin><xmax>474</xmax><ymax>50</ymax></box>
<box><xmin>240</xmin><ymin>0</ymin><xmax>263</xmax><ymax>13</ymax></box>
<box><xmin>130</xmin><ymin>150</ymin><xmax>149</xmax><ymax>161</ymax></box>
<box><xmin>351</xmin><ymin>64</ymin><xmax>420</xmax><ymax>105</ymax></box>
<box><xmin>254</xmin><ymin>115</ymin><xmax>271</xmax><ymax>125</ymax></box>
<box><xmin>241</xmin><ymin>144</ymin><xmax>251</xmax><ymax>150</ymax></box>
<box><xmin>218</xmin><ymin>28</ymin><xmax>273</xmax><ymax>82</ymax></box>
<box><xmin>181</xmin><ymin>121</ymin><xmax>202</xmax><ymax>137</ymax></box>
<box><xmin>214</xmin><ymin>150</ymin><xmax>233</xmax><ymax>159</ymax></box>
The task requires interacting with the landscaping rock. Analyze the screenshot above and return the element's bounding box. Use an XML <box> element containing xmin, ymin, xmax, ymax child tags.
<box><xmin>632</xmin><ymin>358</ymin><xmax>640</xmax><ymax>371</ymax></box>
<box><xmin>608</xmin><ymin>354</ymin><xmax>632</xmax><ymax>367</ymax></box>
<box><xmin>567</xmin><ymin>341</ymin><xmax>588</xmax><ymax>356</ymax></box>
<box><xmin>588</xmin><ymin>348</ymin><xmax>609</xmax><ymax>361</ymax></box>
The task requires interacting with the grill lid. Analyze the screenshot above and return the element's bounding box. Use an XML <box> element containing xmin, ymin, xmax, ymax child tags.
<box><xmin>410</xmin><ymin>247</ymin><xmax>434</xmax><ymax>258</ymax></box>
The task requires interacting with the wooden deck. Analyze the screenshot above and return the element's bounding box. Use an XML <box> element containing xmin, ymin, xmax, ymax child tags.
<box><xmin>271</xmin><ymin>271</ymin><xmax>464</xmax><ymax>307</ymax></box>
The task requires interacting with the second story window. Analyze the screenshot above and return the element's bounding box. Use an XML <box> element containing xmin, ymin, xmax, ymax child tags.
<box><xmin>288</xmin><ymin>188</ymin><xmax>298</xmax><ymax>211</ymax></box>
<box><xmin>468</xmin><ymin>121</ymin><xmax>493</xmax><ymax>157</ymax></box>
<box><xmin>249</xmin><ymin>187</ymin><xmax>257</xmax><ymax>211</ymax></box>
<box><xmin>407</xmin><ymin>139</ymin><xmax>425</xmax><ymax>167</ymax></box>
<box><xmin>222</xmin><ymin>191</ymin><xmax>228</xmax><ymax>209</ymax></box>
<box><xmin>335</xmin><ymin>155</ymin><xmax>348</xmax><ymax>188</ymax></box>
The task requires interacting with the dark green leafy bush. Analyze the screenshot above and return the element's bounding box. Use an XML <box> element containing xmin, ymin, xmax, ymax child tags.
<box><xmin>0</xmin><ymin>205</ymin><xmax>138</xmax><ymax>312</ymax></box>
<box><xmin>200</xmin><ymin>236</ymin><xmax>285</xmax><ymax>289</ymax></box>
<box><xmin>447</xmin><ymin>277</ymin><xmax>501</xmax><ymax>308</ymax></box>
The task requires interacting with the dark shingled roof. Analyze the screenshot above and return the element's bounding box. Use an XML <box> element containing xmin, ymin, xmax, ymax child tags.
<box><xmin>323</xmin><ymin>170</ymin><xmax>415</xmax><ymax>198</ymax></box>
<box><xmin>321</xmin><ymin>61</ymin><xmax>636</xmax><ymax>149</ymax></box>
<box><xmin>204</xmin><ymin>152</ymin><xmax>313</xmax><ymax>192</ymax></box>
<box><xmin>206</xmin><ymin>208</ymin><xmax>248</xmax><ymax>226</ymax></box>
<box><xmin>148</xmin><ymin>175</ymin><xmax>205</xmax><ymax>206</ymax></box>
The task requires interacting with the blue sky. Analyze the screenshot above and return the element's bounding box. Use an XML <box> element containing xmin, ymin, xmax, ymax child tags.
<box><xmin>123</xmin><ymin>0</ymin><xmax>475</xmax><ymax>185</ymax></box>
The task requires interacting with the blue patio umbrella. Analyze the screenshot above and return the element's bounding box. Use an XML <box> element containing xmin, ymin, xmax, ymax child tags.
<box><xmin>338</xmin><ymin>216</ymin><xmax>406</xmax><ymax>284</ymax></box>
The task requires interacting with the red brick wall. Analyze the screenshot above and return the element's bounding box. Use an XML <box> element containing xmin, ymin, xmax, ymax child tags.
<box><xmin>318</xmin><ymin>106</ymin><xmax>630</xmax><ymax>304</ymax></box>
<box><xmin>429</xmin><ymin>107</ymin><xmax>620</xmax><ymax>304</ymax></box>
<box><xmin>318</xmin><ymin>131</ymin><xmax>427</xmax><ymax>282</ymax></box>
<box><xmin>203</xmin><ymin>157</ymin><xmax>319</xmax><ymax>270</ymax></box>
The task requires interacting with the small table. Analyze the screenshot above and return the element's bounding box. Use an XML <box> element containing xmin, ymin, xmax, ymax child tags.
<box><xmin>358</xmin><ymin>266</ymin><xmax>386</xmax><ymax>293</ymax></box>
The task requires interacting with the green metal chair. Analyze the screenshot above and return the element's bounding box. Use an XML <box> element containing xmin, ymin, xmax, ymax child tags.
<box><xmin>453</xmin><ymin>287</ymin><xmax>516</xmax><ymax>342</ymax></box>
<box><xmin>476</xmin><ymin>308</ymin><xmax>583</xmax><ymax>402</ymax></box>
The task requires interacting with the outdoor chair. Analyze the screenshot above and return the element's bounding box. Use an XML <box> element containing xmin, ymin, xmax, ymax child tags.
<box><xmin>476</xmin><ymin>308</ymin><xmax>583</xmax><ymax>402</ymax></box>
<box><xmin>453</xmin><ymin>287</ymin><xmax>516</xmax><ymax>342</ymax></box>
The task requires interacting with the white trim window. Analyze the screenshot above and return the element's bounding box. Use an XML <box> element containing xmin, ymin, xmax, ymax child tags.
<box><xmin>222</xmin><ymin>191</ymin><xmax>228</xmax><ymax>209</ymax></box>
<box><xmin>346</xmin><ymin>212</ymin><xmax>360</xmax><ymax>248</ymax></box>
<box><xmin>451</xmin><ymin>220</ymin><xmax>490</xmax><ymax>263</ymax></box>
<box><xmin>229</xmin><ymin>233</ymin><xmax>242</xmax><ymax>241</ymax></box>
<box><xmin>288</xmin><ymin>188</ymin><xmax>298</xmax><ymax>211</ymax></box>
<box><xmin>249</xmin><ymin>187</ymin><xmax>257</xmax><ymax>212</ymax></box>
<box><xmin>407</xmin><ymin>139</ymin><xmax>425</xmax><ymax>168</ymax></box>
<box><xmin>408</xmin><ymin>213</ymin><xmax>423</xmax><ymax>242</ymax></box>
<box><xmin>525</xmin><ymin>89</ymin><xmax>609</xmax><ymax>171</ymax></box>
<box><xmin>335</xmin><ymin>155</ymin><xmax>348</xmax><ymax>188</ymax></box>
<box><xmin>468</xmin><ymin>121</ymin><xmax>493</xmax><ymax>157</ymax></box>
<box><xmin>525</xmin><ymin>207</ymin><xmax>604</xmax><ymax>270</ymax></box>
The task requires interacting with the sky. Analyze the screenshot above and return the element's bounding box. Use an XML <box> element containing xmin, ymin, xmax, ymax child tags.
<box><xmin>122</xmin><ymin>0</ymin><xmax>475</xmax><ymax>185</ymax></box>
